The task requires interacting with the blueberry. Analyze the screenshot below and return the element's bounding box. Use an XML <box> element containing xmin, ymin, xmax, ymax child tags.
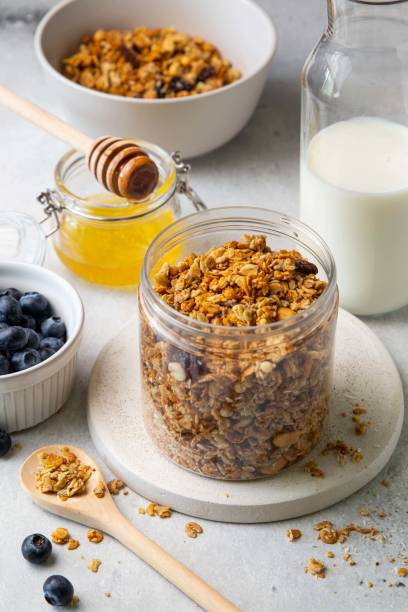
<box><xmin>0</xmin><ymin>295</ymin><xmax>23</xmax><ymax>325</ymax></box>
<box><xmin>41</xmin><ymin>317</ymin><xmax>66</xmax><ymax>340</ymax></box>
<box><xmin>26</xmin><ymin>329</ymin><xmax>40</xmax><ymax>349</ymax></box>
<box><xmin>40</xmin><ymin>337</ymin><xmax>64</xmax><ymax>353</ymax></box>
<box><xmin>40</xmin><ymin>347</ymin><xmax>55</xmax><ymax>362</ymax></box>
<box><xmin>10</xmin><ymin>349</ymin><xmax>41</xmax><ymax>372</ymax></box>
<box><xmin>0</xmin><ymin>326</ymin><xmax>28</xmax><ymax>351</ymax></box>
<box><xmin>20</xmin><ymin>292</ymin><xmax>51</xmax><ymax>318</ymax></box>
<box><xmin>43</xmin><ymin>575</ymin><xmax>74</xmax><ymax>607</ymax></box>
<box><xmin>0</xmin><ymin>353</ymin><xmax>10</xmax><ymax>375</ymax></box>
<box><xmin>21</xmin><ymin>314</ymin><xmax>36</xmax><ymax>330</ymax></box>
<box><xmin>0</xmin><ymin>288</ymin><xmax>22</xmax><ymax>300</ymax></box>
<box><xmin>0</xmin><ymin>429</ymin><xmax>11</xmax><ymax>456</ymax></box>
<box><xmin>22</xmin><ymin>534</ymin><xmax>52</xmax><ymax>564</ymax></box>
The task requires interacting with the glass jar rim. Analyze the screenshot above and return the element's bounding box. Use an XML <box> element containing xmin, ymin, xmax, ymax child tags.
<box><xmin>140</xmin><ymin>206</ymin><xmax>338</xmax><ymax>341</ymax></box>
<box><xmin>54</xmin><ymin>140</ymin><xmax>177</xmax><ymax>222</ymax></box>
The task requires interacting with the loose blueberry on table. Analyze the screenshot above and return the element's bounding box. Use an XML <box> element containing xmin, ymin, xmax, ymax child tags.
<box><xmin>43</xmin><ymin>575</ymin><xmax>74</xmax><ymax>607</ymax></box>
<box><xmin>0</xmin><ymin>289</ymin><xmax>67</xmax><ymax>375</ymax></box>
<box><xmin>21</xmin><ymin>534</ymin><xmax>52</xmax><ymax>564</ymax></box>
<box><xmin>0</xmin><ymin>429</ymin><xmax>11</xmax><ymax>457</ymax></box>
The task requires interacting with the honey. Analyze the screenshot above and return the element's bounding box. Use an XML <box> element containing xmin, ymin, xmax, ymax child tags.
<box><xmin>54</xmin><ymin>194</ymin><xmax>175</xmax><ymax>286</ymax></box>
<box><xmin>40</xmin><ymin>144</ymin><xmax>203</xmax><ymax>288</ymax></box>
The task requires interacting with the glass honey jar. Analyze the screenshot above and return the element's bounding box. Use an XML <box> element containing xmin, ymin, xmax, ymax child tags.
<box><xmin>38</xmin><ymin>143</ymin><xmax>205</xmax><ymax>287</ymax></box>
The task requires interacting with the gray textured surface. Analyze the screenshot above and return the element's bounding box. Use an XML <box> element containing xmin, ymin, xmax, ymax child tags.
<box><xmin>0</xmin><ymin>1</ymin><xmax>407</xmax><ymax>611</ymax></box>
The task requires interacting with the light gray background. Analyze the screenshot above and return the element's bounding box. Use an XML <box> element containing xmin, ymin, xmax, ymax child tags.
<box><xmin>0</xmin><ymin>1</ymin><xmax>407</xmax><ymax>611</ymax></box>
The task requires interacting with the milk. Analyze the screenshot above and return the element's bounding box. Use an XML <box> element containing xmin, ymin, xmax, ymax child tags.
<box><xmin>300</xmin><ymin>117</ymin><xmax>408</xmax><ymax>315</ymax></box>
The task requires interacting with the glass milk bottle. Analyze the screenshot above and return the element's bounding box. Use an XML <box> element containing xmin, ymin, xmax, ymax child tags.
<box><xmin>300</xmin><ymin>0</ymin><xmax>408</xmax><ymax>315</ymax></box>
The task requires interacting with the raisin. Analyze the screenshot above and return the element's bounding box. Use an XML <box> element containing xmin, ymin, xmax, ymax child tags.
<box><xmin>196</xmin><ymin>66</ymin><xmax>215</xmax><ymax>82</ymax></box>
<box><xmin>131</xmin><ymin>43</ymin><xmax>141</xmax><ymax>54</ymax></box>
<box><xmin>169</xmin><ymin>77</ymin><xmax>193</xmax><ymax>93</ymax></box>
<box><xmin>155</xmin><ymin>80</ymin><xmax>166</xmax><ymax>98</ymax></box>
<box><xmin>119</xmin><ymin>44</ymin><xmax>140</xmax><ymax>69</ymax></box>
<box><xmin>294</xmin><ymin>259</ymin><xmax>318</xmax><ymax>276</ymax></box>
<box><xmin>188</xmin><ymin>355</ymin><xmax>207</xmax><ymax>381</ymax></box>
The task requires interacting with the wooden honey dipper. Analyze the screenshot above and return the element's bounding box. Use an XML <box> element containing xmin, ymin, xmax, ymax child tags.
<box><xmin>0</xmin><ymin>84</ymin><xmax>159</xmax><ymax>200</ymax></box>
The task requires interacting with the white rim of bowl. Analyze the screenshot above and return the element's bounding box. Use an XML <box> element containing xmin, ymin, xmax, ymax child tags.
<box><xmin>0</xmin><ymin>262</ymin><xmax>84</xmax><ymax>381</ymax></box>
<box><xmin>34</xmin><ymin>0</ymin><xmax>277</xmax><ymax>105</ymax></box>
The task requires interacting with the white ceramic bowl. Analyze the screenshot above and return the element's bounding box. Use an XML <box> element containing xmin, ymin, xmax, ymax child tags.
<box><xmin>0</xmin><ymin>263</ymin><xmax>84</xmax><ymax>432</ymax></box>
<box><xmin>34</xmin><ymin>0</ymin><xmax>276</xmax><ymax>157</ymax></box>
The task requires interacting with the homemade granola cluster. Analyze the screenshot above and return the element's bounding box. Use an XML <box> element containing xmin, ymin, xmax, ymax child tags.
<box><xmin>140</xmin><ymin>234</ymin><xmax>338</xmax><ymax>480</ymax></box>
<box><xmin>62</xmin><ymin>27</ymin><xmax>241</xmax><ymax>99</ymax></box>
<box><xmin>35</xmin><ymin>447</ymin><xmax>93</xmax><ymax>500</ymax></box>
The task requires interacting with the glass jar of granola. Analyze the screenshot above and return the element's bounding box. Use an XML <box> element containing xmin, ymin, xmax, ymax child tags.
<box><xmin>139</xmin><ymin>207</ymin><xmax>338</xmax><ymax>480</ymax></box>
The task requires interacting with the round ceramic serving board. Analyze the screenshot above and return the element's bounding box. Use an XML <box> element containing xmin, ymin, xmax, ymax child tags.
<box><xmin>87</xmin><ymin>309</ymin><xmax>404</xmax><ymax>523</ymax></box>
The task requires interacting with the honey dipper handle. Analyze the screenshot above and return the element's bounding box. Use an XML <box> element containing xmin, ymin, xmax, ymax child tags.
<box><xmin>108</xmin><ymin>515</ymin><xmax>240</xmax><ymax>612</ymax></box>
<box><xmin>0</xmin><ymin>84</ymin><xmax>92</xmax><ymax>153</ymax></box>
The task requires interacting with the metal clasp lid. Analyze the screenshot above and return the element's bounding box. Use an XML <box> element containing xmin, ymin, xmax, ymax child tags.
<box><xmin>172</xmin><ymin>151</ymin><xmax>206</xmax><ymax>212</ymax></box>
<box><xmin>37</xmin><ymin>190</ymin><xmax>65</xmax><ymax>238</ymax></box>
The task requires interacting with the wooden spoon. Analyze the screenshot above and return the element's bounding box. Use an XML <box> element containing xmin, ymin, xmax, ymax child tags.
<box><xmin>20</xmin><ymin>445</ymin><xmax>240</xmax><ymax>612</ymax></box>
<box><xmin>0</xmin><ymin>84</ymin><xmax>158</xmax><ymax>201</ymax></box>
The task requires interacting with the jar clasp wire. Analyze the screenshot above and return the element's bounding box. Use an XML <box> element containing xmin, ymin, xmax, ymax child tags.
<box><xmin>37</xmin><ymin>190</ymin><xmax>64</xmax><ymax>238</ymax></box>
<box><xmin>172</xmin><ymin>152</ymin><xmax>207</xmax><ymax>212</ymax></box>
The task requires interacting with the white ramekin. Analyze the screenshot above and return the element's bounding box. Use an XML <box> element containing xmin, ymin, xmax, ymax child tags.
<box><xmin>0</xmin><ymin>263</ymin><xmax>84</xmax><ymax>432</ymax></box>
<box><xmin>34</xmin><ymin>0</ymin><xmax>277</xmax><ymax>157</ymax></box>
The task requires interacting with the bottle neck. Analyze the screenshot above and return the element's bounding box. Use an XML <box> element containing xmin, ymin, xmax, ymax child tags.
<box><xmin>327</xmin><ymin>0</ymin><xmax>408</xmax><ymax>43</ymax></box>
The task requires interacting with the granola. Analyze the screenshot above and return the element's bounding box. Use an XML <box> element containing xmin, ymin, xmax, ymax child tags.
<box><xmin>141</xmin><ymin>234</ymin><xmax>337</xmax><ymax>480</ymax></box>
<box><xmin>305</xmin><ymin>558</ymin><xmax>326</xmax><ymax>578</ymax></box>
<box><xmin>62</xmin><ymin>27</ymin><xmax>240</xmax><ymax>99</ymax></box>
<box><xmin>287</xmin><ymin>528</ymin><xmax>302</xmax><ymax>541</ymax></box>
<box><xmin>185</xmin><ymin>522</ymin><xmax>203</xmax><ymax>539</ymax></box>
<box><xmin>67</xmin><ymin>538</ymin><xmax>80</xmax><ymax>550</ymax></box>
<box><xmin>51</xmin><ymin>527</ymin><xmax>70</xmax><ymax>545</ymax></box>
<box><xmin>35</xmin><ymin>448</ymin><xmax>92</xmax><ymax>500</ymax></box>
<box><xmin>93</xmin><ymin>480</ymin><xmax>106</xmax><ymax>499</ymax></box>
<box><xmin>87</xmin><ymin>529</ymin><xmax>104</xmax><ymax>544</ymax></box>
<box><xmin>107</xmin><ymin>479</ymin><xmax>125</xmax><ymax>495</ymax></box>
<box><xmin>88</xmin><ymin>559</ymin><xmax>102</xmax><ymax>573</ymax></box>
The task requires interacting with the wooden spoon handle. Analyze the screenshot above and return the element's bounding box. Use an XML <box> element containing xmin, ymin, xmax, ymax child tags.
<box><xmin>0</xmin><ymin>83</ymin><xmax>92</xmax><ymax>153</ymax></box>
<box><xmin>107</xmin><ymin>515</ymin><xmax>240</xmax><ymax>612</ymax></box>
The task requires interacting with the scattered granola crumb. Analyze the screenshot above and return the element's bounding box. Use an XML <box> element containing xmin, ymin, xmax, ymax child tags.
<box><xmin>321</xmin><ymin>439</ymin><xmax>364</xmax><ymax>465</ymax></box>
<box><xmin>51</xmin><ymin>527</ymin><xmax>70</xmax><ymax>545</ymax></box>
<box><xmin>397</xmin><ymin>568</ymin><xmax>408</xmax><ymax>578</ymax></box>
<box><xmin>367</xmin><ymin>581</ymin><xmax>374</xmax><ymax>588</ymax></box>
<box><xmin>185</xmin><ymin>522</ymin><xmax>203</xmax><ymax>539</ymax></box>
<box><xmin>305</xmin><ymin>460</ymin><xmax>325</xmax><ymax>478</ymax></box>
<box><xmin>138</xmin><ymin>507</ymin><xmax>146</xmax><ymax>515</ymax></box>
<box><xmin>380</xmin><ymin>479</ymin><xmax>390</xmax><ymax>488</ymax></box>
<box><xmin>319</xmin><ymin>527</ymin><xmax>338</xmax><ymax>545</ymax></box>
<box><xmin>314</xmin><ymin>520</ymin><xmax>333</xmax><ymax>531</ymax></box>
<box><xmin>87</xmin><ymin>529</ymin><xmax>104</xmax><ymax>543</ymax></box>
<box><xmin>88</xmin><ymin>559</ymin><xmax>101</xmax><ymax>573</ymax></box>
<box><xmin>67</xmin><ymin>538</ymin><xmax>80</xmax><ymax>550</ymax></box>
<box><xmin>359</xmin><ymin>506</ymin><xmax>370</xmax><ymax>517</ymax></box>
<box><xmin>377</xmin><ymin>511</ymin><xmax>387</xmax><ymax>519</ymax></box>
<box><xmin>343</xmin><ymin>553</ymin><xmax>351</xmax><ymax>561</ymax></box>
<box><xmin>13</xmin><ymin>442</ymin><xmax>22</xmax><ymax>450</ymax></box>
<box><xmin>305</xmin><ymin>558</ymin><xmax>326</xmax><ymax>578</ymax></box>
<box><xmin>143</xmin><ymin>502</ymin><xmax>172</xmax><ymax>518</ymax></box>
<box><xmin>123</xmin><ymin>491</ymin><xmax>129</xmax><ymax>496</ymax></box>
<box><xmin>93</xmin><ymin>480</ymin><xmax>106</xmax><ymax>498</ymax></box>
<box><xmin>36</xmin><ymin>448</ymin><xmax>92</xmax><ymax>500</ymax></box>
<box><xmin>69</xmin><ymin>595</ymin><xmax>80</xmax><ymax>608</ymax></box>
<box><xmin>355</xmin><ymin>420</ymin><xmax>371</xmax><ymax>436</ymax></box>
<box><xmin>286</xmin><ymin>528</ymin><xmax>302</xmax><ymax>541</ymax></box>
<box><xmin>352</xmin><ymin>406</ymin><xmax>367</xmax><ymax>415</ymax></box>
<box><xmin>107</xmin><ymin>479</ymin><xmax>125</xmax><ymax>495</ymax></box>
<box><xmin>326</xmin><ymin>551</ymin><xmax>335</xmax><ymax>559</ymax></box>
<box><xmin>349</xmin><ymin>560</ymin><xmax>357</xmax><ymax>566</ymax></box>
<box><xmin>104</xmin><ymin>592</ymin><xmax>111</xmax><ymax>598</ymax></box>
